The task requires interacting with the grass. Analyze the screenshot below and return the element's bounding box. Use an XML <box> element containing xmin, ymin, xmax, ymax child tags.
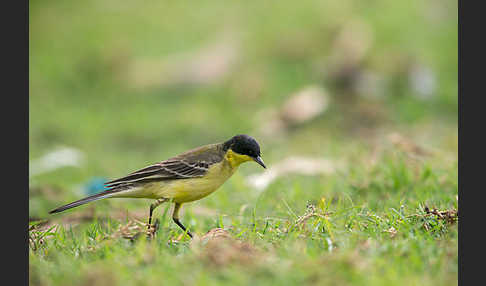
<box><xmin>29</xmin><ymin>0</ymin><xmax>457</xmax><ymax>285</ymax></box>
<box><xmin>29</xmin><ymin>148</ymin><xmax>458</xmax><ymax>286</ymax></box>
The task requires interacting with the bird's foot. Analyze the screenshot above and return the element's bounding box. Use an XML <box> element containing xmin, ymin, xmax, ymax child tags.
<box><xmin>146</xmin><ymin>219</ymin><xmax>160</xmax><ymax>239</ymax></box>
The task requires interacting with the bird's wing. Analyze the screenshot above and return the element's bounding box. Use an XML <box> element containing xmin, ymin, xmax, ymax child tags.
<box><xmin>104</xmin><ymin>143</ymin><xmax>224</xmax><ymax>188</ymax></box>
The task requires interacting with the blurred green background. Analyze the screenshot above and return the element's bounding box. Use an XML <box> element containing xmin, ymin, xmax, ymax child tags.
<box><xmin>29</xmin><ymin>0</ymin><xmax>457</xmax><ymax>201</ymax></box>
<box><xmin>29</xmin><ymin>0</ymin><xmax>457</xmax><ymax>285</ymax></box>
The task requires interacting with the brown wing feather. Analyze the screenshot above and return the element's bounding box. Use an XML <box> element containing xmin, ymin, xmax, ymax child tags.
<box><xmin>104</xmin><ymin>143</ymin><xmax>224</xmax><ymax>188</ymax></box>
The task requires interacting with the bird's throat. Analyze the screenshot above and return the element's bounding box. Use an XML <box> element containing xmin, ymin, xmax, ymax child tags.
<box><xmin>225</xmin><ymin>149</ymin><xmax>252</xmax><ymax>169</ymax></box>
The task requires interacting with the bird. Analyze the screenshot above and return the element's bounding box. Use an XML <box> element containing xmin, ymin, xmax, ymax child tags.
<box><xmin>49</xmin><ymin>134</ymin><xmax>266</xmax><ymax>238</ymax></box>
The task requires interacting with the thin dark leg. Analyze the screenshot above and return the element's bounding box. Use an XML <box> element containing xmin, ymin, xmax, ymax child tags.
<box><xmin>148</xmin><ymin>198</ymin><xmax>168</xmax><ymax>228</ymax></box>
<box><xmin>172</xmin><ymin>203</ymin><xmax>193</xmax><ymax>238</ymax></box>
<box><xmin>173</xmin><ymin>218</ymin><xmax>193</xmax><ymax>238</ymax></box>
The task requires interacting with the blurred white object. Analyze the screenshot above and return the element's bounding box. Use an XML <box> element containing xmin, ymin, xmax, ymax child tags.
<box><xmin>246</xmin><ymin>156</ymin><xmax>337</xmax><ymax>191</ymax></box>
<box><xmin>409</xmin><ymin>64</ymin><xmax>437</xmax><ymax>99</ymax></box>
<box><xmin>29</xmin><ymin>147</ymin><xmax>84</xmax><ymax>178</ymax></box>
<box><xmin>259</xmin><ymin>85</ymin><xmax>329</xmax><ymax>138</ymax></box>
<box><xmin>281</xmin><ymin>85</ymin><xmax>329</xmax><ymax>125</ymax></box>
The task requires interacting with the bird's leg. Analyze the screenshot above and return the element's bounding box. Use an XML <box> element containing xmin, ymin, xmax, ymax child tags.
<box><xmin>172</xmin><ymin>203</ymin><xmax>193</xmax><ymax>238</ymax></box>
<box><xmin>148</xmin><ymin>198</ymin><xmax>168</xmax><ymax>231</ymax></box>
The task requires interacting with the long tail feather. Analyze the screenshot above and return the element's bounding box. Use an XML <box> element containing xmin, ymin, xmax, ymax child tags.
<box><xmin>48</xmin><ymin>191</ymin><xmax>117</xmax><ymax>214</ymax></box>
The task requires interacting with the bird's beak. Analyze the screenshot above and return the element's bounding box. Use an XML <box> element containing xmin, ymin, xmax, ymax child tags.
<box><xmin>253</xmin><ymin>156</ymin><xmax>266</xmax><ymax>169</ymax></box>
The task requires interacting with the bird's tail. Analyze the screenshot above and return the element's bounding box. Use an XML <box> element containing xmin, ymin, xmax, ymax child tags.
<box><xmin>49</xmin><ymin>191</ymin><xmax>117</xmax><ymax>214</ymax></box>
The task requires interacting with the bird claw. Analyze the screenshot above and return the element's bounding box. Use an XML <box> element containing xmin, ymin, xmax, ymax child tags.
<box><xmin>146</xmin><ymin>219</ymin><xmax>160</xmax><ymax>238</ymax></box>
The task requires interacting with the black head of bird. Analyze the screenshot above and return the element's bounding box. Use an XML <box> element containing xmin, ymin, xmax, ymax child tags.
<box><xmin>223</xmin><ymin>134</ymin><xmax>266</xmax><ymax>168</ymax></box>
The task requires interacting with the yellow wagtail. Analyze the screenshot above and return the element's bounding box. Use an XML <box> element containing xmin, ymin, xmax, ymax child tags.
<box><xmin>49</xmin><ymin>134</ymin><xmax>266</xmax><ymax>238</ymax></box>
